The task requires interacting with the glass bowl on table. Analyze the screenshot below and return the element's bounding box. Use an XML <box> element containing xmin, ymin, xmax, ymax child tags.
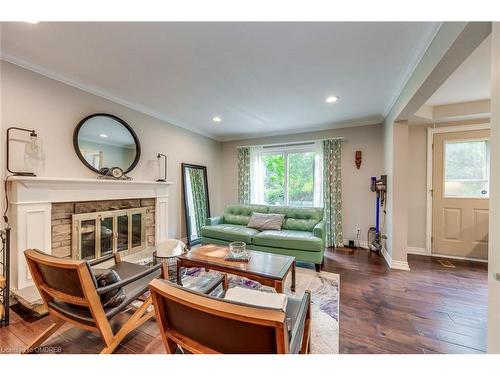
<box><xmin>229</xmin><ymin>241</ymin><xmax>248</xmax><ymax>259</ymax></box>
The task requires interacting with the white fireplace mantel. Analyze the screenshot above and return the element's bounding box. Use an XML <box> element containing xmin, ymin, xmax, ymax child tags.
<box><xmin>8</xmin><ymin>176</ymin><xmax>173</xmax><ymax>290</ymax></box>
<box><xmin>9</xmin><ymin>176</ymin><xmax>173</xmax><ymax>204</ymax></box>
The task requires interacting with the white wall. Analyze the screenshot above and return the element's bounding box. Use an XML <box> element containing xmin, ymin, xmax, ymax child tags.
<box><xmin>0</xmin><ymin>61</ymin><xmax>223</xmax><ymax>239</ymax></box>
<box><xmin>220</xmin><ymin>124</ymin><xmax>384</xmax><ymax>243</ymax></box>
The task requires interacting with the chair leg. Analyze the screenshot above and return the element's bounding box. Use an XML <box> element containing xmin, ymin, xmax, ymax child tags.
<box><xmin>315</xmin><ymin>263</ymin><xmax>321</xmax><ymax>272</ymax></box>
<box><xmin>100</xmin><ymin>296</ymin><xmax>155</xmax><ymax>354</ymax></box>
<box><xmin>300</xmin><ymin>303</ymin><xmax>312</xmax><ymax>354</ymax></box>
<box><xmin>23</xmin><ymin>318</ymin><xmax>65</xmax><ymax>354</ymax></box>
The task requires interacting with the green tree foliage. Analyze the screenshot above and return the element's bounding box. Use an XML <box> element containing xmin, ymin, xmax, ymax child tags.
<box><xmin>444</xmin><ymin>140</ymin><xmax>489</xmax><ymax>197</ymax></box>
<box><xmin>263</xmin><ymin>154</ymin><xmax>285</xmax><ymax>205</ymax></box>
<box><xmin>262</xmin><ymin>152</ymin><xmax>314</xmax><ymax>206</ymax></box>
<box><xmin>288</xmin><ymin>152</ymin><xmax>314</xmax><ymax>206</ymax></box>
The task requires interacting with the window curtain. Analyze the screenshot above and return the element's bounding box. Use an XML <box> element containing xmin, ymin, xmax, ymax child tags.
<box><xmin>313</xmin><ymin>140</ymin><xmax>324</xmax><ymax>207</ymax></box>
<box><xmin>323</xmin><ymin>139</ymin><xmax>343</xmax><ymax>247</ymax></box>
<box><xmin>237</xmin><ymin>147</ymin><xmax>251</xmax><ymax>203</ymax></box>
<box><xmin>250</xmin><ymin>146</ymin><xmax>265</xmax><ymax>204</ymax></box>
<box><xmin>188</xmin><ymin>168</ymin><xmax>208</xmax><ymax>238</ymax></box>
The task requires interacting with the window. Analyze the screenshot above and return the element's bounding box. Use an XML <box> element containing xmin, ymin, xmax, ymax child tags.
<box><xmin>444</xmin><ymin>139</ymin><xmax>490</xmax><ymax>198</ymax></box>
<box><xmin>261</xmin><ymin>146</ymin><xmax>315</xmax><ymax>206</ymax></box>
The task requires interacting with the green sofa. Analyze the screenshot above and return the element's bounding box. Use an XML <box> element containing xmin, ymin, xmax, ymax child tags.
<box><xmin>201</xmin><ymin>204</ymin><xmax>325</xmax><ymax>271</ymax></box>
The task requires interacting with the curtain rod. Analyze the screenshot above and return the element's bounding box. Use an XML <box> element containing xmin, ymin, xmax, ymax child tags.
<box><xmin>236</xmin><ymin>137</ymin><xmax>345</xmax><ymax>149</ymax></box>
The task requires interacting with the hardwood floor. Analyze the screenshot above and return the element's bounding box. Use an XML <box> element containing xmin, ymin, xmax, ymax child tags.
<box><xmin>325</xmin><ymin>248</ymin><xmax>488</xmax><ymax>354</ymax></box>
<box><xmin>0</xmin><ymin>248</ymin><xmax>487</xmax><ymax>354</ymax></box>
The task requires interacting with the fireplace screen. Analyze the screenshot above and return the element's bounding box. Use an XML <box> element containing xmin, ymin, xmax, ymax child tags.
<box><xmin>72</xmin><ymin>207</ymin><xmax>147</xmax><ymax>260</ymax></box>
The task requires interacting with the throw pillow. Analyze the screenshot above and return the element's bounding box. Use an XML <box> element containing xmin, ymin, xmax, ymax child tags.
<box><xmin>247</xmin><ymin>212</ymin><xmax>285</xmax><ymax>231</ymax></box>
<box><xmin>95</xmin><ymin>269</ymin><xmax>126</xmax><ymax>309</ymax></box>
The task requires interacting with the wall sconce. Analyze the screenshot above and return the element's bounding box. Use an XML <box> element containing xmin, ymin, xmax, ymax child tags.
<box><xmin>355</xmin><ymin>150</ymin><xmax>362</xmax><ymax>170</ymax></box>
<box><xmin>6</xmin><ymin>127</ymin><xmax>44</xmax><ymax>176</ymax></box>
<box><xmin>156</xmin><ymin>153</ymin><xmax>168</xmax><ymax>182</ymax></box>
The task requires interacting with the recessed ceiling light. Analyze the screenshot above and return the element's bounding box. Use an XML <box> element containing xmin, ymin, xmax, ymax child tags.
<box><xmin>326</xmin><ymin>96</ymin><xmax>339</xmax><ymax>103</ymax></box>
<box><xmin>100</xmin><ymin>134</ymin><xmax>108</xmax><ymax>138</ymax></box>
<box><xmin>212</xmin><ymin>116</ymin><xmax>222</xmax><ymax>123</ymax></box>
<box><xmin>25</xmin><ymin>21</ymin><xmax>39</xmax><ymax>24</ymax></box>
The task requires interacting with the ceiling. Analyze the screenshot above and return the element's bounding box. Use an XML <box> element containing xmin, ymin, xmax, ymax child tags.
<box><xmin>1</xmin><ymin>22</ymin><xmax>440</xmax><ymax>141</ymax></box>
<box><xmin>426</xmin><ymin>35</ymin><xmax>491</xmax><ymax>106</ymax></box>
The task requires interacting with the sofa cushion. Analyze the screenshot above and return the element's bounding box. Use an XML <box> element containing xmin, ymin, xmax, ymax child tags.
<box><xmin>253</xmin><ymin>229</ymin><xmax>324</xmax><ymax>252</ymax></box>
<box><xmin>268</xmin><ymin>207</ymin><xmax>324</xmax><ymax>232</ymax></box>
<box><xmin>201</xmin><ymin>224</ymin><xmax>260</xmax><ymax>244</ymax></box>
<box><xmin>247</xmin><ymin>212</ymin><xmax>285</xmax><ymax>231</ymax></box>
<box><xmin>224</xmin><ymin>204</ymin><xmax>269</xmax><ymax>226</ymax></box>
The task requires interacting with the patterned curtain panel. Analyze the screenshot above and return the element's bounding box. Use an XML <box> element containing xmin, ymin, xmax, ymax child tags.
<box><xmin>237</xmin><ymin>147</ymin><xmax>251</xmax><ymax>204</ymax></box>
<box><xmin>323</xmin><ymin>139</ymin><xmax>343</xmax><ymax>247</ymax></box>
<box><xmin>189</xmin><ymin>168</ymin><xmax>209</xmax><ymax>237</ymax></box>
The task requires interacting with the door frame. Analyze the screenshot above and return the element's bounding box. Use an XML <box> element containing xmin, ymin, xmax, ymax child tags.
<box><xmin>425</xmin><ymin>123</ymin><xmax>491</xmax><ymax>258</ymax></box>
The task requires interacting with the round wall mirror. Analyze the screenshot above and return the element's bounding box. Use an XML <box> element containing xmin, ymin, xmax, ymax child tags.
<box><xmin>73</xmin><ymin>114</ymin><xmax>141</xmax><ymax>174</ymax></box>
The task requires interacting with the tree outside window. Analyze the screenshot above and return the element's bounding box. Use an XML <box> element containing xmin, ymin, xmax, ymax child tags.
<box><xmin>262</xmin><ymin>150</ymin><xmax>314</xmax><ymax>206</ymax></box>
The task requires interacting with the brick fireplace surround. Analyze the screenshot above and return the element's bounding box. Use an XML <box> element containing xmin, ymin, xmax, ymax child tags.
<box><xmin>7</xmin><ymin>177</ymin><xmax>172</xmax><ymax>293</ymax></box>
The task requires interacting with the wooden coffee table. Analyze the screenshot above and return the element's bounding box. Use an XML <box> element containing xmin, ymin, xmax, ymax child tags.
<box><xmin>176</xmin><ymin>244</ymin><xmax>296</xmax><ymax>293</ymax></box>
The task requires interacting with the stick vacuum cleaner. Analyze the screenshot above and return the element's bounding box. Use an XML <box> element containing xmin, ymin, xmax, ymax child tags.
<box><xmin>368</xmin><ymin>175</ymin><xmax>387</xmax><ymax>252</ymax></box>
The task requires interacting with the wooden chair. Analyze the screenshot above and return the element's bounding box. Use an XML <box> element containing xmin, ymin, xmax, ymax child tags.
<box><xmin>149</xmin><ymin>278</ymin><xmax>312</xmax><ymax>354</ymax></box>
<box><xmin>24</xmin><ymin>249</ymin><xmax>165</xmax><ymax>354</ymax></box>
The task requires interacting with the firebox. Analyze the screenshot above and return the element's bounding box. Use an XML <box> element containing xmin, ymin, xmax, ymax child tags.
<box><xmin>72</xmin><ymin>207</ymin><xmax>148</xmax><ymax>260</ymax></box>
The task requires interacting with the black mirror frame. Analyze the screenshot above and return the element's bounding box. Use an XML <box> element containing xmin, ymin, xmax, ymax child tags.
<box><xmin>181</xmin><ymin>163</ymin><xmax>211</xmax><ymax>247</ymax></box>
<box><xmin>73</xmin><ymin>113</ymin><xmax>141</xmax><ymax>174</ymax></box>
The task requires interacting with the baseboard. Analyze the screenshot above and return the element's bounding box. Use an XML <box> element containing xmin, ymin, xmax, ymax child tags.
<box><xmin>381</xmin><ymin>246</ymin><xmax>411</xmax><ymax>271</ymax></box>
<box><xmin>342</xmin><ymin>239</ymin><xmax>369</xmax><ymax>249</ymax></box>
<box><xmin>431</xmin><ymin>253</ymin><xmax>488</xmax><ymax>263</ymax></box>
<box><xmin>407</xmin><ymin>247</ymin><xmax>428</xmax><ymax>255</ymax></box>
<box><xmin>380</xmin><ymin>246</ymin><xmax>392</xmax><ymax>268</ymax></box>
<box><xmin>407</xmin><ymin>248</ymin><xmax>488</xmax><ymax>263</ymax></box>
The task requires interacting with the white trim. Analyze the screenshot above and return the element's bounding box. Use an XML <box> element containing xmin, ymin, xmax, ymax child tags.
<box><xmin>407</xmin><ymin>246</ymin><xmax>428</xmax><ymax>256</ymax></box>
<box><xmin>383</xmin><ymin>22</ymin><xmax>442</xmax><ymax>117</ymax></box>
<box><xmin>407</xmin><ymin>247</ymin><xmax>488</xmax><ymax>263</ymax></box>
<box><xmin>431</xmin><ymin>253</ymin><xmax>488</xmax><ymax>263</ymax></box>
<box><xmin>2</xmin><ymin>54</ymin><xmax>383</xmax><ymax>143</ymax></box>
<box><xmin>381</xmin><ymin>246</ymin><xmax>411</xmax><ymax>271</ymax></box>
<box><xmin>1</xmin><ymin>54</ymin><xmax>218</xmax><ymax>141</ymax></box>
<box><xmin>425</xmin><ymin>123</ymin><xmax>491</xmax><ymax>256</ymax></box>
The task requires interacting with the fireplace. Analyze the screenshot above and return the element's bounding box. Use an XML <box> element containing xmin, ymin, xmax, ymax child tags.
<box><xmin>7</xmin><ymin>177</ymin><xmax>171</xmax><ymax>291</ymax></box>
<box><xmin>51</xmin><ymin>198</ymin><xmax>155</xmax><ymax>260</ymax></box>
<box><xmin>72</xmin><ymin>206</ymin><xmax>150</xmax><ymax>260</ymax></box>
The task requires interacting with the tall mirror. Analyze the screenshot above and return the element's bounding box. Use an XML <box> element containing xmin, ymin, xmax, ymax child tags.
<box><xmin>74</xmin><ymin>113</ymin><xmax>141</xmax><ymax>174</ymax></box>
<box><xmin>182</xmin><ymin>163</ymin><xmax>210</xmax><ymax>246</ymax></box>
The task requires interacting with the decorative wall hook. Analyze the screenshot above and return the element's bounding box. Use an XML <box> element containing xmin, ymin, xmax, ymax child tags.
<box><xmin>355</xmin><ymin>150</ymin><xmax>362</xmax><ymax>170</ymax></box>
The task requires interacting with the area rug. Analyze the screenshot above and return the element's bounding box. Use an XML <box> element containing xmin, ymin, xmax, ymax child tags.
<box><xmin>184</xmin><ymin>266</ymin><xmax>340</xmax><ymax>354</ymax></box>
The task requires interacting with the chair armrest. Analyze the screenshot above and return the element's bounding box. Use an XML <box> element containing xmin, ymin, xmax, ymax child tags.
<box><xmin>96</xmin><ymin>262</ymin><xmax>162</xmax><ymax>295</ymax></box>
<box><xmin>289</xmin><ymin>290</ymin><xmax>312</xmax><ymax>354</ymax></box>
<box><xmin>313</xmin><ymin>221</ymin><xmax>325</xmax><ymax>240</ymax></box>
<box><xmin>205</xmin><ymin>216</ymin><xmax>224</xmax><ymax>226</ymax></box>
<box><xmin>88</xmin><ymin>254</ymin><xmax>116</xmax><ymax>267</ymax></box>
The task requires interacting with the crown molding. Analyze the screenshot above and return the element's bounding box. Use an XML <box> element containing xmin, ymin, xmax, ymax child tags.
<box><xmin>383</xmin><ymin>22</ymin><xmax>443</xmax><ymax>118</ymax></box>
<box><xmin>0</xmin><ymin>53</ymin><xmax>220</xmax><ymax>141</ymax></box>
<box><xmin>218</xmin><ymin>115</ymin><xmax>384</xmax><ymax>142</ymax></box>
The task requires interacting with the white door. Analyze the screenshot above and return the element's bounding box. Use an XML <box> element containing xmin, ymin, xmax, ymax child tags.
<box><xmin>432</xmin><ymin>130</ymin><xmax>490</xmax><ymax>260</ymax></box>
